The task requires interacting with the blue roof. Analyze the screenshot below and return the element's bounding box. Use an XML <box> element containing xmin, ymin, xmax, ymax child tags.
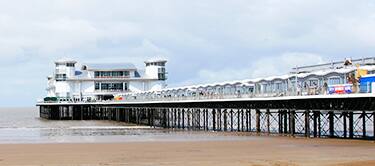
<box><xmin>84</xmin><ymin>63</ymin><xmax>137</xmax><ymax>71</ymax></box>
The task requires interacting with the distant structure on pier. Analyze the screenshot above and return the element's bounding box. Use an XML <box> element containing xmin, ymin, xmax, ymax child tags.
<box><xmin>45</xmin><ymin>58</ymin><xmax>167</xmax><ymax>101</ymax></box>
<box><xmin>120</xmin><ymin>57</ymin><xmax>375</xmax><ymax>101</ymax></box>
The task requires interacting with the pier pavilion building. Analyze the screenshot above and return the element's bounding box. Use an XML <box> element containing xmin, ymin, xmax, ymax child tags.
<box><xmin>46</xmin><ymin>58</ymin><xmax>167</xmax><ymax>102</ymax></box>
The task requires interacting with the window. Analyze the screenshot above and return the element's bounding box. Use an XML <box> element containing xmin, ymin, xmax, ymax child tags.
<box><xmin>94</xmin><ymin>71</ymin><xmax>130</xmax><ymax>78</ymax></box>
<box><xmin>308</xmin><ymin>79</ymin><xmax>318</xmax><ymax>87</ymax></box>
<box><xmin>66</xmin><ymin>63</ymin><xmax>75</xmax><ymax>67</ymax></box>
<box><xmin>55</xmin><ymin>74</ymin><xmax>66</xmax><ymax>81</ymax></box>
<box><xmin>275</xmin><ymin>82</ymin><xmax>282</xmax><ymax>90</ymax></box>
<box><xmin>99</xmin><ymin>82</ymin><xmax>125</xmax><ymax>91</ymax></box>
<box><xmin>329</xmin><ymin>77</ymin><xmax>341</xmax><ymax>85</ymax></box>
<box><xmin>101</xmin><ymin>83</ymin><xmax>109</xmax><ymax>90</ymax></box>
<box><xmin>124</xmin><ymin>71</ymin><xmax>130</xmax><ymax>76</ymax></box>
<box><xmin>124</xmin><ymin>83</ymin><xmax>128</xmax><ymax>91</ymax></box>
<box><xmin>95</xmin><ymin>82</ymin><xmax>100</xmax><ymax>90</ymax></box>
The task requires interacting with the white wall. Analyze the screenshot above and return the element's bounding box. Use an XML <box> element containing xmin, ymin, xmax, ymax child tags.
<box><xmin>81</xmin><ymin>81</ymin><xmax>95</xmax><ymax>93</ymax></box>
<box><xmin>129</xmin><ymin>81</ymin><xmax>145</xmax><ymax>92</ymax></box>
<box><xmin>145</xmin><ymin>66</ymin><xmax>159</xmax><ymax>79</ymax></box>
<box><xmin>55</xmin><ymin>81</ymin><xmax>70</xmax><ymax>97</ymax></box>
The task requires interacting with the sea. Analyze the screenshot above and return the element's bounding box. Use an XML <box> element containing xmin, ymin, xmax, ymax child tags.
<box><xmin>0</xmin><ymin>107</ymin><xmax>256</xmax><ymax>144</ymax></box>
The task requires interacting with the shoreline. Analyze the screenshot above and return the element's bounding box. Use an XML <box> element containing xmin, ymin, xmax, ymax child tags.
<box><xmin>0</xmin><ymin>136</ymin><xmax>374</xmax><ymax>166</ymax></box>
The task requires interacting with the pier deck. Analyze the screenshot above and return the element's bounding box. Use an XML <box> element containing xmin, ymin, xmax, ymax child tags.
<box><xmin>37</xmin><ymin>93</ymin><xmax>375</xmax><ymax>140</ymax></box>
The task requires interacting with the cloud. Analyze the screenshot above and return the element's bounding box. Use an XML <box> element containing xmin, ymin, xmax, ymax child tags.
<box><xmin>172</xmin><ymin>52</ymin><xmax>324</xmax><ymax>87</ymax></box>
<box><xmin>0</xmin><ymin>0</ymin><xmax>374</xmax><ymax>106</ymax></box>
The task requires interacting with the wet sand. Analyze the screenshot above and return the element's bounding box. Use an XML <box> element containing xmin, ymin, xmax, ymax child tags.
<box><xmin>0</xmin><ymin>136</ymin><xmax>374</xmax><ymax>166</ymax></box>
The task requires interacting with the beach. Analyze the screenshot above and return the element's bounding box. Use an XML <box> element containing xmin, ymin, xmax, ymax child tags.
<box><xmin>0</xmin><ymin>136</ymin><xmax>374</xmax><ymax>166</ymax></box>
<box><xmin>0</xmin><ymin>108</ymin><xmax>374</xmax><ymax>165</ymax></box>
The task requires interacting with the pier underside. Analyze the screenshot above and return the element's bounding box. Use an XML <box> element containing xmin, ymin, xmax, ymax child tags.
<box><xmin>38</xmin><ymin>96</ymin><xmax>375</xmax><ymax>140</ymax></box>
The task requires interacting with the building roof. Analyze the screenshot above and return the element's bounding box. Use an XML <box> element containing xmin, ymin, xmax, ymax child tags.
<box><xmin>83</xmin><ymin>63</ymin><xmax>137</xmax><ymax>71</ymax></box>
<box><xmin>55</xmin><ymin>58</ymin><xmax>77</xmax><ymax>64</ymax></box>
<box><xmin>144</xmin><ymin>58</ymin><xmax>167</xmax><ymax>64</ymax></box>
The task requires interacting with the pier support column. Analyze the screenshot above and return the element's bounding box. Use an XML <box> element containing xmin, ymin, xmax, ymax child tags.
<box><xmin>246</xmin><ymin>109</ymin><xmax>250</xmax><ymax>132</ymax></box>
<box><xmin>205</xmin><ymin>109</ymin><xmax>209</xmax><ymax>131</ymax></box>
<box><xmin>241</xmin><ymin>109</ymin><xmax>244</xmax><ymax>132</ymax></box>
<box><xmin>212</xmin><ymin>109</ymin><xmax>216</xmax><ymax>131</ymax></box>
<box><xmin>237</xmin><ymin>109</ymin><xmax>241</xmax><ymax>132</ymax></box>
<box><xmin>278</xmin><ymin>110</ymin><xmax>282</xmax><ymax>134</ymax></box>
<box><xmin>223</xmin><ymin>109</ymin><xmax>228</xmax><ymax>131</ymax></box>
<box><xmin>283</xmin><ymin>110</ymin><xmax>288</xmax><ymax>134</ymax></box>
<box><xmin>289</xmin><ymin>110</ymin><xmax>295</xmax><ymax>136</ymax></box>
<box><xmin>217</xmin><ymin>108</ymin><xmax>221</xmax><ymax>131</ymax></box>
<box><xmin>266</xmin><ymin>109</ymin><xmax>270</xmax><ymax>134</ymax></box>
<box><xmin>305</xmin><ymin>110</ymin><xmax>310</xmax><ymax>137</ymax></box>
<box><xmin>80</xmin><ymin>106</ymin><xmax>83</xmax><ymax>120</ymax></box>
<box><xmin>313</xmin><ymin>111</ymin><xmax>318</xmax><ymax>137</ymax></box>
<box><xmin>162</xmin><ymin>108</ymin><xmax>167</xmax><ymax>128</ymax></box>
<box><xmin>328</xmin><ymin>111</ymin><xmax>335</xmax><ymax>138</ymax></box>
<box><xmin>256</xmin><ymin>109</ymin><xmax>260</xmax><ymax>133</ymax></box>
<box><xmin>230</xmin><ymin>109</ymin><xmax>234</xmax><ymax>131</ymax></box>
<box><xmin>182</xmin><ymin>109</ymin><xmax>185</xmax><ymax>129</ymax></box>
<box><xmin>349</xmin><ymin>111</ymin><xmax>354</xmax><ymax>138</ymax></box>
<box><xmin>362</xmin><ymin>111</ymin><xmax>366</xmax><ymax>138</ymax></box>
<box><xmin>343</xmin><ymin>112</ymin><xmax>347</xmax><ymax>138</ymax></box>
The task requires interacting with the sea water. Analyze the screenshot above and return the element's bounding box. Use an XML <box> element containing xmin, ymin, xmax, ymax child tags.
<box><xmin>0</xmin><ymin>107</ymin><xmax>256</xmax><ymax>143</ymax></box>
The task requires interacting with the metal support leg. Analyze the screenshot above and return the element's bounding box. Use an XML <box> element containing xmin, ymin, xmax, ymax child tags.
<box><xmin>256</xmin><ymin>109</ymin><xmax>260</xmax><ymax>133</ymax></box>
<box><xmin>349</xmin><ymin>111</ymin><xmax>354</xmax><ymax>138</ymax></box>
<box><xmin>329</xmin><ymin>111</ymin><xmax>334</xmax><ymax>138</ymax></box>
<box><xmin>305</xmin><ymin>110</ymin><xmax>310</xmax><ymax>137</ymax></box>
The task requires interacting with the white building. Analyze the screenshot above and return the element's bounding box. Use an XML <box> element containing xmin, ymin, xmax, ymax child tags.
<box><xmin>46</xmin><ymin>58</ymin><xmax>167</xmax><ymax>101</ymax></box>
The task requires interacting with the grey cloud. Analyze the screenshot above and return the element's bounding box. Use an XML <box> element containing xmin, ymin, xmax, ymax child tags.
<box><xmin>0</xmin><ymin>0</ymin><xmax>374</xmax><ymax>106</ymax></box>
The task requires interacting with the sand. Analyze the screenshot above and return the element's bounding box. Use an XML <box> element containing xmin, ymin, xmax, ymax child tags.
<box><xmin>0</xmin><ymin>136</ymin><xmax>374</xmax><ymax>166</ymax></box>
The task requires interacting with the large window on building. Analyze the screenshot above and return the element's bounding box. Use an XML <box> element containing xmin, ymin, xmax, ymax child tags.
<box><xmin>95</xmin><ymin>82</ymin><xmax>128</xmax><ymax>91</ymax></box>
<box><xmin>94</xmin><ymin>71</ymin><xmax>130</xmax><ymax>78</ymax></box>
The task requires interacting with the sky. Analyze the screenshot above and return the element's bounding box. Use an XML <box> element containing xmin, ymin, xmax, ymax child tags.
<box><xmin>1</xmin><ymin>0</ymin><xmax>375</xmax><ymax>107</ymax></box>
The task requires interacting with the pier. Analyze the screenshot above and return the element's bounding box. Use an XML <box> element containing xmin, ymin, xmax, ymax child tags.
<box><xmin>37</xmin><ymin>57</ymin><xmax>375</xmax><ymax>140</ymax></box>
<box><xmin>37</xmin><ymin>93</ymin><xmax>375</xmax><ymax>140</ymax></box>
